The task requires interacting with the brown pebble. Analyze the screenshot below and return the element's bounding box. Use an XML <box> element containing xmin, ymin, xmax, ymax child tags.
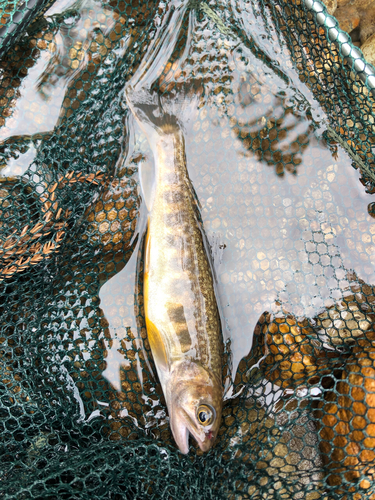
<box><xmin>351</xmin><ymin>0</ymin><xmax>373</xmax><ymax>9</ymax></box>
<box><xmin>322</xmin><ymin>0</ymin><xmax>337</xmax><ymax>15</ymax></box>
<box><xmin>317</xmin><ymin>336</ymin><xmax>375</xmax><ymax>485</ymax></box>
<box><xmin>359</xmin><ymin>6</ymin><xmax>375</xmax><ymax>43</ymax></box>
<box><xmin>335</xmin><ymin>5</ymin><xmax>360</xmax><ymax>34</ymax></box>
<box><xmin>361</xmin><ymin>32</ymin><xmax>375</xmax><ymax>65</ymax></box>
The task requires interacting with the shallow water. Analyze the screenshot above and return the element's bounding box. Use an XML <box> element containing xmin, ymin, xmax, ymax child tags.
<box><xmin>100</xmin><ymin>0</ymin><xmax>375</xmax><ymax>401</ymax></box>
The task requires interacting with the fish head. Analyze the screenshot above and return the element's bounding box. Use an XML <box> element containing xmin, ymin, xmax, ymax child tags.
<box><xmin>166</xmin><ymin>360</ymin><xmax>222</xmax><ymax>454</ymax></box>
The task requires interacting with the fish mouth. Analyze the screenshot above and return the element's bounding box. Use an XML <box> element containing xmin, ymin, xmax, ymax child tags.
<box><xmin>170</xmin><ymin>409</ymin><xmax>214</xmax><ymax>454</ymax></box>
<box><xmin>173</xmin><ymin>423</ymin><xmax>190</xmax><ymax>455</ymax></box>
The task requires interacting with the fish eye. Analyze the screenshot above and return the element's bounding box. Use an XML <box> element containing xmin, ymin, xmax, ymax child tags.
<box><xmin>197</xmin><ymin>404</ymin><xmax>215</xmax><ymax>426</ymax></box>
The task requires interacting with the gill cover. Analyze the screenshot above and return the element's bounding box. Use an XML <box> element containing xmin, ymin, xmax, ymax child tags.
<box><xmin>166</xmin><ymin>360</ymin><xmax>222</xmax><ymax>454</ymax></box>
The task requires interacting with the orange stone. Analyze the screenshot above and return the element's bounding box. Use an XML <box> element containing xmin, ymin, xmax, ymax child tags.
<box><xmin>346</xmin><ymin>442</ymin><xmax>360</xmax><ymax>455</ymax></box>
<box><xmin>351</xmin><ymin>387</ymin><xmax>366</xmax><ymax>400</ymax></box>
<box><xmin>352</xmin><ymin>402</ymin><xmax>367</xmax><ymax>415</ymax></box>
<box><xmin>335</xmin><ymin>421</ymin><xmax>350</xmax><ymax>434</ymax></box>
<box><xmin>364</xmin><ymin>378</ymin><xmax>375</xmax><ymax>392</ymax></box>
<box><xmin>363</xmin><ymin>437</ymin><xmax>375</xmax><ymax>448</ymax></box>
<box><xmin>360</xmin><ymin>450</ymin><xmax>375</xmax><ymax>462</ymax></box>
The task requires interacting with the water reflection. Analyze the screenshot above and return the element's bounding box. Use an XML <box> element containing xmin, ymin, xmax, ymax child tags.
<box><xmin>193</xmin><ymin>127</ymin><xmax>375</xmax><ymax>372</ymax></box>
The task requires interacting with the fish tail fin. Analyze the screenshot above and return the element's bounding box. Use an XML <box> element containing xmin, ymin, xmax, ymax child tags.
<box><xmin>124</xmin><ymin>0</ymin><xmax>199</xmax><ymax>135</ymax></box>
<box><xmin>125</xmin><ymin>85</ymin><xmax>201</xmax><ymax>137</ymax></box>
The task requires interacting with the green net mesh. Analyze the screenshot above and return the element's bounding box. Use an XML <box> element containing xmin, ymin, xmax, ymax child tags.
<box><xmin>1</xmin><ymin>0</ymin><xmax>375</xmax><ymax>498</ymax></box>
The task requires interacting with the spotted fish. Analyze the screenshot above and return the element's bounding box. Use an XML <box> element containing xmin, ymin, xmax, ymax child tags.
<box><xmin>126</xmin><ymin>87</ymin><xmax>223</xmax><ymax>454</ymax></box>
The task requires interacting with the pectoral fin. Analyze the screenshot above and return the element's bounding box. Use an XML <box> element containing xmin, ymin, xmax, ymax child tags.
<box><xmin>146</xmin><ymin>317</ymin><xmax>169</xmax><ymax>371</ymax></box>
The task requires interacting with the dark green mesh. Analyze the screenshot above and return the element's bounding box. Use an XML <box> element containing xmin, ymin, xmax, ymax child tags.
<box><xmin>0</xmin><ymin>0</ymin><xmax>375</xmax><ymax>498</ymax></box>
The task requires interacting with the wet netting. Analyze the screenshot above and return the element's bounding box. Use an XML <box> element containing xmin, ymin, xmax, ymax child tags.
<box><xmin>0</xmin><ymin>0</ymin><xmax>375</xmax><ymax>498</ymax></box>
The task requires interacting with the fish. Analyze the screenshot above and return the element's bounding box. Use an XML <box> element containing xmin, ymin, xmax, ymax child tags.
<box><xmin>125</xmin><ymin>87</ymin><xmax>223</xmax><ymax>454</ymax></box>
